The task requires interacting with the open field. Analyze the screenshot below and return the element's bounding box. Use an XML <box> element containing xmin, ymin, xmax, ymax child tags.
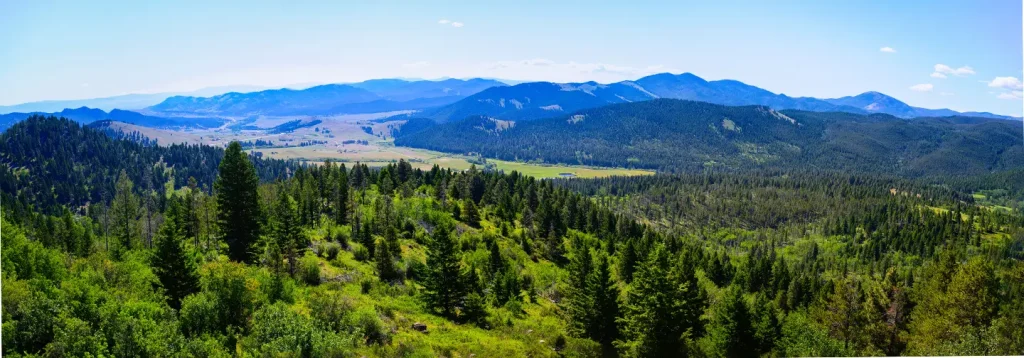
<box><xmin>254</xmin><ymin>144</ymin><xmax>654</xmax><ymax>178</ymax></box>
<box><xmin>107</xmin><ymin>113</ymin><xmax>655</xmax><ymax>179</ymax></box>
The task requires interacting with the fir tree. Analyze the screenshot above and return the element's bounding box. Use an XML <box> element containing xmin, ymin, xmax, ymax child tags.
<box><xmin>423</xmin><ymin>224</ymin><xmax>465</xmax><ymax>317</ymax></box>
<box><xmin>616</xmin><ymin>244</ymin><xmax>703</xmax><ymax>357</ymax></box>
<box><xmin>152</xmin><ymin>199</ymin><xmax>200</xmax><ymax>310</ymax></box>
<box><xmin>215</xmin><ymin>142</ymin><xmax>263</xmax><ymax>263</ymax></box>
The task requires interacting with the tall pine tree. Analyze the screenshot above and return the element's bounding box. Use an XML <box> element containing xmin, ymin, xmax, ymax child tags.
<box><xmin>423</xmin><ymin>224</ymin><xmax>465</xmax><ymax>318</ymax></box>
<box><xmin>215</xmin><ymin>141</ymin><xmax>263</xmax><ymax>263</ymax></box>
<box><xmin>152</xmin><ymin>198</ymin><xmax>200</xmax><ymax>310</ymax></box>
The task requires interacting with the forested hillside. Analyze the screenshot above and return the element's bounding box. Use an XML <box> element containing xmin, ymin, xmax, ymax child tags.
<box><xmin>395</xmin><ymin>99</ymin><xmax>1024</xmax><ymax>176</ymax></box>
<box><xmin>0</xmin><ymin>116</ymin><xmax>292</xmax><ymax>215</ymax></box>
<box><xmin>2</xmin><ymin>116</ymin><xmax>1023</xmax><ymax>356</ymax></box>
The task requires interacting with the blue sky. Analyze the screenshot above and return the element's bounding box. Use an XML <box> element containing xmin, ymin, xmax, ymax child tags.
<box><xmin>1</xmin><ymin>0</ymin><xmax>1021</xmax><ymax>116</ymax></box>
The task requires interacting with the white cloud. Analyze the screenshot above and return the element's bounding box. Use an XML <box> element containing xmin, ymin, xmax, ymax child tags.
<box><xmin>880</xmin><ymin>47</ymin><xmax>896</xmax><ymax>53</ymax></box>
<box><xmin>997</xmin><ymin>91</ymin><xmax>1023</xmax><ymax>100</ymax></box>
<box><xmin>930</xmin><ymin>72</ymin><xmax>947</xmax><ymax>79</ymax></box>
<box><xmin>402</xmin><ymin>61</ymin><xmax>430</xmax><ymax>69</ymax></box>
<box><xmin>933</xmin><ymin>64</ymin><xmax>975</xmax><ymax>76</ymax></box>
<box><xmin>909</xmin><ymin>83</ymin><xmax>933</xmax><ymax>92</ymax></box>
<box><xmin>987</xmin><ymin>76</ymin><xmax>1023</xmax><ymax>90</ymax></box>
<box><xmin>438</xmin><ymin>19</ymin><xmax>463</xmax><ymax>28</ymax></box>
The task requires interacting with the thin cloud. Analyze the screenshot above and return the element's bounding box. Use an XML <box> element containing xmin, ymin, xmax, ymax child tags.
<box><xmin>930</xmin><ymin>72</ymin><xmax>947</xmax><ymax>79</ymax></box>
<box><xmin>933</xmin><ymin>64</ymin><xmax>975</xmax><ymax>76</ymax></box>
<box><xmin>939</xmin><ymin>92</ymin><xmax>954</xmax><ymax>96</ymax></box>
<box><xmin>438</xmin><ymin>19</ymin><xmax>463</xmax><ymax>28</ymax></box>
<box><xmin>987</xmin><ymin>76</ymin><xmax>1023</xmax><ymax>90</ymax></box>
<box><xmin>996</xmin><ymin>91</ymin><xmax>1023</xmax><ymax>100</ymax></box>
<box><xmin>880</xmin><ymin>47</ymin><xmax>896</xmax><ymax>53</ymax></box>
<box><xmin>909</xmin><ymin>83</ymin><xmax>933</xmax><ymax>92</ymax></box>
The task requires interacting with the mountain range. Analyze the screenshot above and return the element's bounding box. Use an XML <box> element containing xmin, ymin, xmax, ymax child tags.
<box><xmin>410</xmin><ymin>73</ymin><xmax>1020</xmax><ymax>122</ymax></box>
<box><xmin>1</xmin><ymin>73</ymin><xmax>1018</xmax><ymax>133</ymax></box>
<box><xmin>146</xmin><ymin>78</ymin><xmax>507</xmax><ymax>117</ymax></box>
<box><xmin>0</xmin><ymin>85</ymin><xmax>271</xmax><ymax>114</ymax></box>
<box><xmin>0</xmin><ymin>107</ymin><xmax>226</xmax><ymax>131</ymax></box>
<box><xmin>395</xmin><ymin>99</ymin><xmax>1024</xmax><ymax>177</ymax></box>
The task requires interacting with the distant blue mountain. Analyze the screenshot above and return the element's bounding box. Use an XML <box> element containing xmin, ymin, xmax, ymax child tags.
<box><xmin>409</xmin><ymin>73</ymin><xmax>1021</xmax><ymax>122</ymax></box>
<box><xmin>147</xmin><ymin>78</ymin><xmax>507</xmax><ymax>117</ymax></box>
<box><xmin>0</xmin><ymin>85</ymin><xmax>269</xmax><ymax>114</ymax></box>
<box><xmin>0</xmin><ymin>107</ymin><xmax>226</xmax><ymax>131</ymax></box>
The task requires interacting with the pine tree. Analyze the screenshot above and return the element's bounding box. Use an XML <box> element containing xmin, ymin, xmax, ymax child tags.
<box><xmin>616</xmin><ymin>244</ymin><xmax>702</xmax><ymax>357</ymax></box>
<box><xmin>566</xmin><ymin>242</ymin><xmax>595</xmax><ymax>336</ymax></box>
<box><xmin>152</xmin><ymin>199</ymin><xmax>200</xmax><ymax>310</ymax></box>
<box><xmin>463</xmin><ymin>199</ymin><xmax>480</xmax><ymax>227</ymax></box>
<box><xmin>702</xmin><ymin>285</ymin><xmax>755</xmax><ymax>358</ymax></box>
<box><xmin>110</xmin><ymin>169</ymin><xmax>140</xmax><ymax>254</ymax></box>
<box><xmin>375</xmin><ymin>238</ymin><xmax>399</xmax><ymax>282</ymax></box>
<box><xmin>333</xmin><ymin>164</ymin><xmax>349</xmax><ymax>225</ymax></box>
<box><xmin>588</xmin><ymin>253</ymin><xmax>620</xmax><ymax>349</ymax></box>
<box><xmin>215</xmin><ymin>142</ymin><xmax>263</xmax><ymax>263</ymax></box>
<box><xmin>274</xmin><ymin>191</ymin><xmax>302</xmax><ymax>275</ymax></box>
<box><xmin>423</xmin><ymin>224</ymin><xmax>465</xmax><ymax>317</ymax></box>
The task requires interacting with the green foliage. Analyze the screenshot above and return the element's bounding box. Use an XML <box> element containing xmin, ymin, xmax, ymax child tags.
<box><xmin>299</xmin><ymin>251</ymin><xmax>322</xmax><ymax>285</ymax></box>
<box><xmin>701</xmin><ymin>285</ymin><xmax>755</xmax><ymax>357</ymax></box>
<box><xmin>3</xmin><ymin>122</ymin><xmax>1022</xmax><ymax>357</ymax></box>
<box><xmin>215</xmin><ymin>141</ymin><xmax>264</xmax><ymax>263</ymax></box>
<box><xmin>151</xmin><ymin>199</ymin><xmax>200</xmax><ymax>309</ymax></box>
<box><xmin>616</xmin><ymin>244</ymin><xmax>704</xmax><ymax>357</ymax></box>
<box><xmin>422</xmin><ymin>224</ymin><xmax>466</xmax><ymax>318</ymax></box>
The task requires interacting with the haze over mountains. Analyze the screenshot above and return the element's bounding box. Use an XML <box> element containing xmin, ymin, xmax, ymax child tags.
<box><xmin>0</xmin><ymin>85</ymin><xmax>270</xmax><ymax>114</ymax></box>
<box><xmin>146</xmin><ymin>78</ymin><xmax>507</xmax><ymax>117</ymax></box>
<box><xmin>1</xmin><ymin>73</ymin><xmax>1018</xmax><ymax>133</ymax></box>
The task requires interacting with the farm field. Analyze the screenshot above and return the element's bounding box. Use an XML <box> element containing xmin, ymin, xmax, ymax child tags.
<box><xmin>102</xmin><ymin>112</ymin><xmax>655</xmax><ymax>179</ymax></box>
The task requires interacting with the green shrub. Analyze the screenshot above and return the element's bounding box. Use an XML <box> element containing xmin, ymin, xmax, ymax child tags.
<box><xmin>244</xmin><ymin>303</ymin><xmax>313</xmax><ymax>356</ymax></box>
<box><xmin>324</xmin><ymin>242</ymin><xmax>342</xmax><ymax>261</ymax></box>
<box><xmin>352</xmin><ymin>308</ymin><xmax>390</xmax><ymax>346</ymax></box>
<box><xmin>299</xmin><ymin>252</ymin><xmax>321</xmax><ymax>285</ymax></box>
<box><xmin>180</xmin><ymin>292</ymin><xmax>221</xmax><ymax>337</ymax></box>
<box><xmin>308</xmin><ymin>289</ymin><xmax>354</xmax><ymax>332</ymax></box>
<box><xmin>352</xmin><ymin>244</ymin><xmax>370</xmax><ymax>262</ymax></box>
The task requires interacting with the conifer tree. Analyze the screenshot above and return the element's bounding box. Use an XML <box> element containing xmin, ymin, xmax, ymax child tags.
<box><xmin>423</xmin><ymin>224</ymin><xmax>465</xmax><ymax>317</ymax></box>
<box><xmin>152</xmin><ymin>199</ymin><xmax>200</xmax><ymax>310</ymax></box>
<box><xmin>463</xmin><ymin>199</ymin><xmax>480</xmax><ymax>227</ymax></box>
<box><xmin>702</xmin><ymin>285</ymin><xmax>755</xmax><ymax>357</ymax></box>
<box><xmin>616</xmin><ymin>244</ymin><xmax>702</xmax><ymax>357</ymax></box>
<box><xmin>110</xmin><ymin>169</ymin><xmax>140</xmax><ymax>254</ymax></box>
<box><xmin>273</xmin><ymin>191</ymin><xmax>302</xmax><ymax>275</ymax></box>
<box><xmin>215</xmin><ymin>141</ymin><xmax>262</xmax><ymax>263</ymax></box>
<box><xmin>588</xmin><ymin>253</ymin><xmax>620</xmax><ymax>349</ymax></box>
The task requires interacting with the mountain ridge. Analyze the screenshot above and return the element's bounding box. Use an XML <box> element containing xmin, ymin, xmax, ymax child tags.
<box><xmin>406</xmin><ymin>73</ymin><xmax>1021</xmax><ymax>122</ymax></box>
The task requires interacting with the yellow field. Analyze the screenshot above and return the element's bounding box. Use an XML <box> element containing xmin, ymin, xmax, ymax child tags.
<box><xmin>112</xmin><ymin>114</ymin><xmax>655</xmax><ymax>179</ymax></box>
<box><xmin>253</xmin><ymin>145</ymin><xmax>654</xmax><ymax>179</ymax></box>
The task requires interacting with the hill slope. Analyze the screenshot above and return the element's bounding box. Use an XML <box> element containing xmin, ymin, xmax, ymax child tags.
<box><xmin>0</xmin><ymin>115</ymin><xmax>291</xmax><ymax>212</ymax></box>
<box><xmin>395</xmin><ymin>99</ymin><xmax>1024</xmax><ymax>176</ymax></box>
